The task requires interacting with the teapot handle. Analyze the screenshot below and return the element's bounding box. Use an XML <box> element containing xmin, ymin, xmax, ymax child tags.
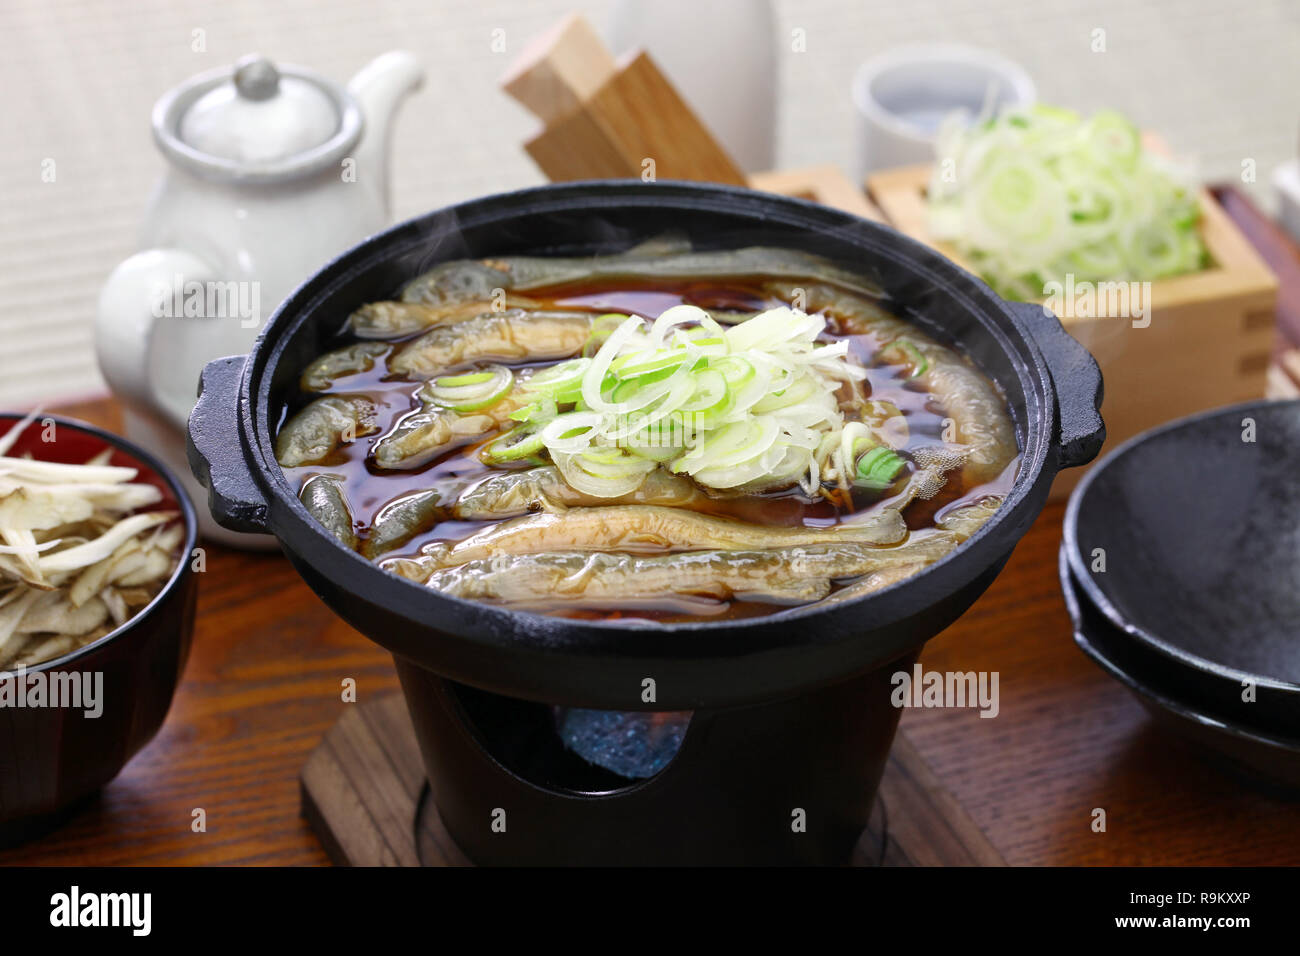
<box><xmin>96</xmin><ymin>248</ymin><xmax>217</xmax><ymax>431</ymax></box>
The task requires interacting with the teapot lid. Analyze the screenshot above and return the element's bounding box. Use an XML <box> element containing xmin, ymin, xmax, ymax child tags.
<box><xmin>152</xmin><ymin>54</ymin><xmax>363</xmax><ymax>184</ymax></box>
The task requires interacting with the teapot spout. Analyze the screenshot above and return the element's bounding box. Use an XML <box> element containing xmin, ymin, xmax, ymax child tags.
<box><xmin>348</xmin><ymin>50</ymin><xmax>424</xmax><ymax>216</ymax></box>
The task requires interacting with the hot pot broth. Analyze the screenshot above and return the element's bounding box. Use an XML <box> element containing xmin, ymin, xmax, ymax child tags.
<box><xmin>276</xmin><ymin>244</ymin><xmax>1019</xmax><ymax>621</ymax></box>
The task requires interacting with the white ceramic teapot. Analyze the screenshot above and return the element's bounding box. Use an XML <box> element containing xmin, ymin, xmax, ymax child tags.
<box><xmin>96</xmin><ymin>52</ymin><xmax>423</xmax><ymax>545</ymax></box>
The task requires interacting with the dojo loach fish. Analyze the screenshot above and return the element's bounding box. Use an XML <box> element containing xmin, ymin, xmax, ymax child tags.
<box><xmin>348</xmin><ymin>297</ymin><xmax>544</xmax><ymax>340</ymax></box>
<box><xmin>362</xmin><ymin>488</ymin><xmax>446</xmax><ymax>559</ymax></box>
<box><xmin>812</xmin><ymin>562</ymin><xmax>927</xmax><ymax>606</ymax></box>
<box><xmin>915</xmin><ymin>358</ymin><xmax>1018</xmax><ymax>485</ymax></box>
<box><xmin>395</xmin><ymin>497</ymin><xmax>1008</xmax><ymax>607</ymax></box>
<box><xmin>408</xmin><ymin>551</ymin><xmax>833</xmax><ymax>605</ymax></box>
<box><xmin>812</xmin><ymin>496</ymin><xmax>1006</xmax><ymax>606</ymax></box>
<box><xmin>784</xmin><ymin>282</ymin><xmax>1018</xmax><ymax>485</ymax></box>
<box><xmin>301</xmin><ymin>342</ymin><xmax>392</xmax><ymax>391</ymax></box>
<box><xmin>275</xmin><ymin>396</ymin><xmax>380</xmax><ymax>468</ymax></box>
<box><xmin>860</xmin><ymin>398</ymin><xmax>909</xmax><ymax>448</ymax></box>
<box><xmin>766</xmin><ymin>280</ymin><xmax>904</xmax><ymax>338</ymax></box>
<box><xmin>391</xmin><ymin>531</ymin><xmax>960</xmax><ymax>604</ymax></box>
<box><xmin>451</xmin><ymin>466</ymin><xmax>706</xmax><ymax>520</ymax></box>
<box><xmin>393</xmin><ymin>233</ymin><xmax>689</xmax><ymax>307</ymax></box>
<box><xmin>388</xmin><ymin>309</ymin><xmax>591</xmax><ymax>378</ymax></box>
<box><xmin>398</xmin><ymin>260</ymin><xmax>514</xmax><ymax>306</ymax></box>
<box><xmin>402</xmin><ymin>247</ymin><xmax>889</xmax><ymax>300</ymax></box>
<box><xmin>371</xmin><ymin>408</ymin><xmax>499</xmax><ymax>471</ymax></box>
<box><xmin>406</xmin><ymin>504</ymin><xmax>910</xmax><ymax>572</ymax></box>
<box><xmin>370</xmin><ymin>385</ymin><xmax>533</xmax><ymax>471</ymax></box>
<box><xmin>935</xmin><ymin>494</ymin><xmax>1005</xmax><ymax>537</ymax></box>
<box><xmin>298</xmin><ymin>474</ymin><xmax>358</xmax><ymax>551</ymax></box>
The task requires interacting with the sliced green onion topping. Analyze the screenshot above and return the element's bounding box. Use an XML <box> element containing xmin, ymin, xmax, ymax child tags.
<box><xmin>582</xmin><ymin>313</ymin><xmax>633</xmax><ymax>358</ymax></box>
<box><xmin>523</xmin><ymin>357</ymin><xmax>591</xmax><ymax>399</ymax></box>
<box><xmin>540</xmin><ymin>411</ymin><xmax>604</xmax><ymax>453</ymax></box>
<box><xmin>492</xmin><ymin>303</ymin><xmax>883</xmax><ymax>493</ymax></box>
<box><xmin>927</xmin><ymin>103</ymin><xmax>1206</xmax><ymax>298</ymax></box>
<box><xmin>508</xmin><ymin>396</ymin><xmax>557</xmax><ymax>423</ymax></box>
<box><xmin>854</xmin><ymin>446</ymin><xmax>905</xmax><ymax>490</ymax></box>
<box><xmin>422</xmin><ymin>364</ymin><xmax>513</xmax><ymax>412</ymax></box>
<box><xmin>881</xmin><ymin>339</ymin><xmax>928</xmax><ymax>379</ymax></box>
<box><xmin>552</xmin><ymin>447</ymin><xmax>656</xmax><ymax>497</ymax></box>
<box><xmin>480</xmin><ymin>423</ymin><xmax>545</xmax><ymax>465</ymax></box>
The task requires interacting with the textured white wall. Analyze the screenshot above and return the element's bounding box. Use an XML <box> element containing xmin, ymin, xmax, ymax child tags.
<box><xmin>1</xmin><ymin>0</ymin><xmax>1296</xmax><ymax>407</ymax></box>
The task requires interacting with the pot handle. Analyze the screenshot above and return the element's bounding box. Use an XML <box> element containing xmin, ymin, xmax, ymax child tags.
<box><xmin>1007</xmin><ymin>302</ymin><xmax>1106</xmax><ymax>470</ymax></box>
<box><xmin>186</xmin><ymin>355</ymin><xmax>272</xmax><ymax>533</ymax></box>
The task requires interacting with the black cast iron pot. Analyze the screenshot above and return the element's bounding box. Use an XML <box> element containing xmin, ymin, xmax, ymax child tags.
<box><xmin>188</xmin><ymin>182</ymin><xmax>1104</xmax><ymax>865</ymax></box>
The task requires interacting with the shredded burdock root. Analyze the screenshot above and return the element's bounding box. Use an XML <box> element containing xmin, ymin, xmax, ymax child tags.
<box><xmin>0</xmin><ymin>413</ymin><xmax>183</xmax><ymax>670</ymax></box>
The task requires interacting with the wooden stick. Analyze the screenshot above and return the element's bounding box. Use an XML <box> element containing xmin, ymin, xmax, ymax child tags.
<box><xmin>523</xmin><ymin>51</ymin><xmax>745</xmax><ymax>185</ymax></box>
<box><xmin>500</xmin><ymin>12</ymin><xmax>616</xmax><ymax>125</ymax></box>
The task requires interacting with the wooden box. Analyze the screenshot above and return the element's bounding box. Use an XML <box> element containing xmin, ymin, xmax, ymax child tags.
<box><xmin>868</xmin><ymin>163</ymin><xmax>1278</xmax><ymax>498</ymax></box>
<box><xmin>1269</xmin><ymin>349</ymin><xmax>1300</xmax><ymax>398</ymax></box>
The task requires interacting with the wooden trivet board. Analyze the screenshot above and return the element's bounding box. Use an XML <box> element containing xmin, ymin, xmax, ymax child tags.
<box><xmin>301</xmin><ymin>694</ymin><xmax>1005</xmax><ymax>867</ymax></box>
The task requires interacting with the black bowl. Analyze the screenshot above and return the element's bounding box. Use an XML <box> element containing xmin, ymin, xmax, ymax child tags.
<box><xmin>1061</xmin><ymin>548</ymin><xmax>1300</xmax><ymax>791</ymax></box>
<box><xmin>188</xmin><ymin>181</ymin><xmax>1105</xmax><ymax>712</ymax></box>
<box><xmin>1063</xmin><ymin>399</ymin><xmax>1300</xmax><ymax>734</ymax></box>
<box><xmin>0</xmin><ymin>414</ymin><xmax>198</xmax><ymax>846</ymax></box>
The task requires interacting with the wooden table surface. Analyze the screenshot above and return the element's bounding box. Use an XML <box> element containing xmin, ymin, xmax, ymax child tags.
<box><xmin>2</xmin><ymin>401</ymin><xmax>1296</xmax><ymax>867</ymax></box>
<box><xmin>6</xmin><ymin>184</ymin><xmax>1299</xmax><ymax>865</ymax></box>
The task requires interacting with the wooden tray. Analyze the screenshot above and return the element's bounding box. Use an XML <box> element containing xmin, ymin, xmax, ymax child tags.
<box><xmin>749</xmin><ymin>164</ymin><xmax>885</xmax><ymax>223</ymax></box>
<box><xmin>301</xmin><ymin>694</ymin><xmax>1005</xmax><ymax>867</ymax></box>
<box><xmin>869</xmin><ymin>164</ymin><xmax>1279</xmax><ymax>498</ymax></box>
